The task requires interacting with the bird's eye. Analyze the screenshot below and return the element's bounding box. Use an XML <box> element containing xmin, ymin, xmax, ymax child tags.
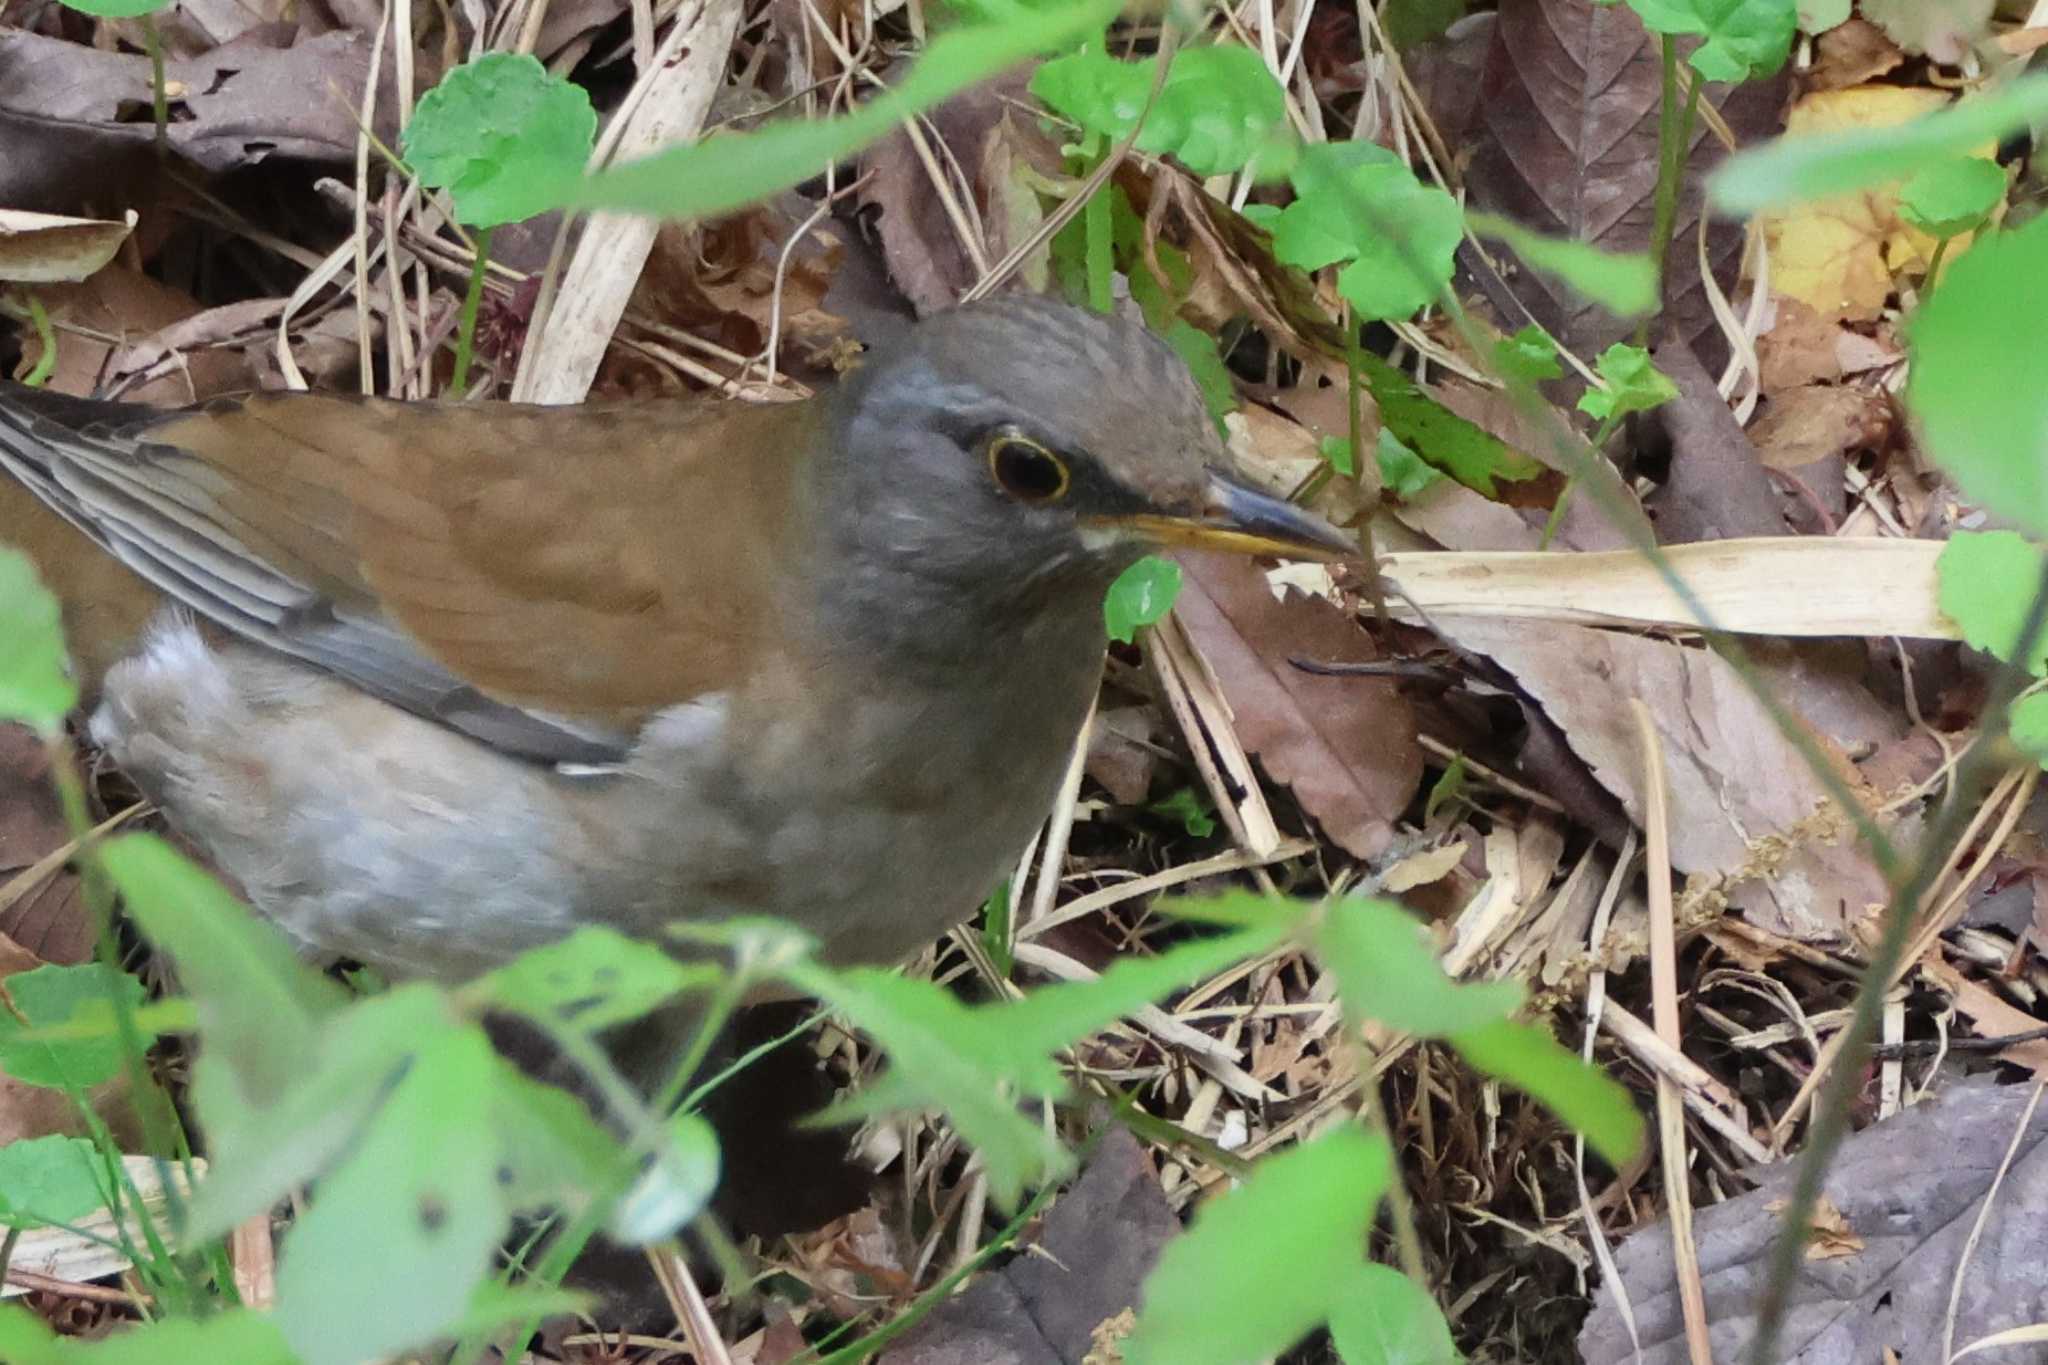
<box><xmin>986</xmin><ymin>433</ymin><xmax>1071</xmax><ymax>504</ymax></box>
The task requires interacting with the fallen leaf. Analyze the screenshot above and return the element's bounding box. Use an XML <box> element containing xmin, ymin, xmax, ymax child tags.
<box><xmin>0</xmin><ymin>210</ymin><xmax>135</xmax><ymax>284</ymax></box>
<box><xmin>1170</xmin><ymin>551</ymin><xmax>1423</xmax><ymax>861</ymax></box>
<box><xmin>1382</xmin><ymin>839</ymin><xmax>1471</xmax><ymax>893</ymax></box>
<box><xmin>1749</xmin><ymin>385</ymin><xmax>1893</xmax><ymax>471</ymax></box>
<box><xmin>879</xmin><ymin>1128</ymin><xmax>1179</xmax><ymax>1365</ymax></box>
<box><xmin>1435</xmin><ymin>616</ymin><xmax>1891</xmax><ymax>940</ymax></box>
<box><xmin>1582</xmin><ymin>1077</ymin><xmax>2048</xmax><ymax>1363</ymax></box>
<box><xmin>30</xmin><ymin>264</ymin><xmax>254</xmax><ymax>405</ymax></box>
<box><xmin>1764</xmin><ymin>85</ymin><xmax>1993</xmax><ymax>320</ymax></box>
<box><xmin>0</xmin><ymin>728</ymin><xmax>94</xmax><ymax>967</ymax></box>
<box><xmin>1861</xmin><ymin>0</ymin><xmax>1995</xmax><ymax>64</ymax></box>
<box><xmin>1086</xmin><ymin>705</ymin><xmax>1169</xmax><ymax>807</ymax></box>
<box><xmin>1923</xmin><ymin>957</ymin><xmax>2048</xmax><ymax>1079</ymax></box>
<box><xmin>1806</xmin><ymin>17</ymin><xmax>1906</xmax><ymax>91</ymax></box>
<box><xmin>1646</xmin><ymin>330</ymin><xmax>1788</xmax><ymax>544</ymax></box>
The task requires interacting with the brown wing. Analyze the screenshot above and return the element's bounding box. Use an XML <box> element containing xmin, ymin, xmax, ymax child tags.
<box><xmin>0</xmin><ymin>383</ymin><xmax>816</xmax><ymax>762</ymax></box>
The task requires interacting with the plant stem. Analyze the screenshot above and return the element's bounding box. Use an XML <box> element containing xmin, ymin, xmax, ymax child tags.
<box><xmin>21</xmin><ymin>291</ymin><xmax>56</xmax><ymax>387</ymax></box>
<box><xmin>448</xmin><ymin>226</ymin><xmax>493</xmax><ymax>396</ymax></box>
<box><xmin>1744</xmin><ymin>555</ymin><xmax>2048</xmax><ymax>1365</ymax></box>
<box><xmin>1924</xmin><ymin>234</ymin><xmax>1953</xmax><ymax>289</ymax></box>
<box><xmin>1081</xmin><ymin>133</ymin><xmax>1114</xmax><ymax>314</ymax></box>
<box><xmin>1538</xmin><ymin>414</ymin><xmax>1620</xmax><ymax>549</ymax></box>
<box><xmin>141</xmin><ymin>15</ymin><xmax>168</xmax><ymax>148</ymax></box>
<box><xmin>1640</xmin><ymin>41</ymin><xmax>1703</xmax><ymax>345</ymax></box>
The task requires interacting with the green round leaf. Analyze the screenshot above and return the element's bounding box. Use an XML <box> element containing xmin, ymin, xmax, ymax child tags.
<box><xmin>1898</xmin><ymin>157</ymin><xmax>2005</xmax><ymax>239</ymax></box>
<box><xmin>1032</xmin><ymin>44</ymin><xmax>1287</xmax><ymax>176</ymax></box>
<box><xmin>1577</xmin><ymin>342</ymin><xmax>1678</xmax><ymax>423</ymax></box>
<box><xmin>0</xmin><ymin>547</ymin><xmax>77</xmax><ymax>736</ymax></box>
<box><xmin>1376</xmin><ymin>431</ymin><xmax>1444</xmax><ymax>501</ymax></box>
<box><xmin>1105</xmin><ymin>554</ymin><xmax>1183</xmax><ymax>642</ymax></box>
<box><xmin>0</xmin><ymin>1136</ymin><xmax>106</xmax><ymax>1230</ymax></box>
<box><xmin>0</xmin><ymin>964</ymin><xmax>150</xmax><ymax>1090</ymax></box>
<box><xmin>1270</xmin><ymin>148</ymin><xmax>1461</xmax><ymax>322</ymax></box>
<box><xmin>401</xmin><ymin>53</ymin><xmax>597</xmax><ymax>227</ymax></box>
<box><xmin>1909</xmin><ymin>214</ymin><xmax>2048</xmax><ymax>535</ymax></box>
<box><xmin>2010</xmin><ymin>692</ymin><xmax>2048</xmax><ymax>769</ymax></box>
<box><xmin>1935</xmin><ymin>532</ymin><xmax>2048</xmax><ymax>676</ymax></box>
<box><xmin>1626</xmin><ymin>0</ymin><xmax>1796</xmax><ymax>81</ymax></box>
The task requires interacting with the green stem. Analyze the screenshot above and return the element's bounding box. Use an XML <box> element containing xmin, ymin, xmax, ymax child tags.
<box><xmin>1343</xmin><ymin>327</ymin><xmax>1367</xmax><ymax>484</ymax></box>
<box><xmin>141</xmin><ymin>15</ymin><xmax>168</xmax><ymax>149</ymax></box>
<box><xmin>1639</xmin><ymin>41</ymin><xmax>1702</xmax><ymax>344</ymax></box>
<box><xmin>1081</xmin><ymin>133</ymin><xmax>1113</xmax><ymax>314</ymax></box>
<box><xmin>1745</xmin><ymin>558</ymin><xmax>2048</xmax><ymax>1365</ymax></box>
<box><xmin>449</xmin><ymin>226</ymin><xmax>493</xmax><ymax>397</ymax></box>
<box><xmin>1538</xmin><ymin>414</ymin><xmax>1620</xmax><ymax>549</ymax></box>
<box><xmin>1924</xmin><ymin>234</ymin><xmax>1954</xmax><ymax>288</ymax></box>
<box><xmin>21</xmin><ymin>291</ymin><xmax>55</xmax><ymax>387</ymax></box>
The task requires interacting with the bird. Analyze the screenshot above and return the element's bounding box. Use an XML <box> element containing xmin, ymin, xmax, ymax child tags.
<box><xmin>0</xmin><ymin>295</ymin><xmax>1353</xmax><ymax>987</ymax></box>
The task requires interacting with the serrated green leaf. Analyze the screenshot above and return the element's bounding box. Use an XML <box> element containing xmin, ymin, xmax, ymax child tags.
<box><xmin>1935</xmin><ymin>533</ymin><xmax>2048</xmax><ymax>676</ymax></box>
<box><xmin>1492</xmin><ymin>326</ymin><xmax>1564</xmax><ymax>385</ymax></box>
<box><xmin>1355</xmin><ymin>350</ymin><xmax>1559</xmax><ymax>505</ymax></box>
<box><xmin>1268</xmin><ymin>147</ymin><xmax>1463</xmax><ymax>322</ymax></box>
<box><xmin>466</xmin><ymin>925</ymin><xmax>714</xmax><ymax>1034</ymax></box>
<box><xmin>1711</xmin><ymin>74</ymin><xmax>2048</xmax><ymax>215</ymax></box>
<box><xmin>1897</xmin><ymin>157</ymin><xmax>2006</xmax><ymax>239</ymax></box>
<box><xmin>1577</xmin><ymin>343</ymin><xmax>1677</xmax><ymax>423</ymax></box>
<box><xmin>1610</xmin><ymin>0</ymin><xmax>1796</xmax><ymax>81</ymax></box>
<box><xmin>402</xmin><ymin>53</ymin><xmax>597</xmax><ymax>227</ymax></box>
<box><xmin>609</xmin><ymin>1113</ymin><xmax>721</xmax><ymax>1244</ymax></box>
<box><xmin>1031</xmin><ymin>44</ymin><xmax>1287</xmax><ymax>176</ymax></box>
<box><xmin>1123</xmin><ymin>1127</ymin><xmax>1391</xmax><ymax>1365</ymax></box>
<box><xmin>1148</xmin><ymin>786</ymin><xmax>1216</xmax><ymax>837</ymax></box>
<box><xmin>1327</xmin><ymin>1262</ymin><xmax>1461</xmax><ymax>1365</ymax></box>
<box><xmin>0</xmin><ymin>964</ymin><xmax>147</xmax><ymax>1090</ymax></box>
<box><xmin>0</xmin><ymin>1136</ymin><xmax>106</xmax><ymax>1229</ymax></box>
<box><xmin>1105</xmin><ymin>554</ymin><xmax>1183</xmax><ymax>642</ymax></box>
<box><xmin>0</xmin><ymin>547</ymin><xmax>77</xmax><ymax>736</ymax></box>
<box><xmin>1376</xmin><ymin>431</ymin><xmax>1443</xmax><ymax>501</ymax></box>
<box><xmin>1908</xmin><ymin>215</ymin><xmax>2048</xmax><ymax>535</ymax></box>
<box><xmin>798</xmin><ymin>919</ymin><xmax>1288</xmax><ymax>1205</ymax></box>
<box><xmin>1313</xmin><ymin>897</ymin><xmax>1523</xmax><ymax>1036</ymax></box>
<box><xmin>565</xmin><ymin>0</ymin><xmax>1119</xmax><ymax>219</ymax></box>
<box><xmin>275</xmin><ymin>1028</ymin><xmax>508</xmax><ymax>1365</ymax></box>
<box><xmin>101</xmin><ymin>834</ymin><xmax>341</xmax><ymax>1105</ymax></box>
<box><xmin>1448</xmin><ymin>1017</ymin><xmax>1645</xmax><ymax>1167</ymax></box>
<box><xmin>1466</xmin><ymin>212</ymin><xmax>1656</xmax><ymax>318</ymax></box>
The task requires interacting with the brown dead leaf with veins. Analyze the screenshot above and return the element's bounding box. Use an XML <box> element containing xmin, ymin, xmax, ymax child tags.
<box><xmin>1433</xmin><ymin>616</ymin><xmax>1890</xmax><ymax>942</ymax></box>
<box><xmin>1167</xmin><ymin>551</ymin><xmax>1421</xmax><ymax>861</ymax></box>
<box><xmin>1765</xmin><ymin>1194</ymin><xmax>1866</xmax><ymax>1261</ymax></box>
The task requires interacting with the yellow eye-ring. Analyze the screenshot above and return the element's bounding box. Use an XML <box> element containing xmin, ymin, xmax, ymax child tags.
<box><xmin>986</xmin><ymin>433</ymin><xmax>1071</xmax><ymax>504</ymax></box>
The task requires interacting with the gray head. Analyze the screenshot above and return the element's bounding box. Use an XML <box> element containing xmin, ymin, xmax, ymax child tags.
<box><xmin>816</xmin><ymin>296</ymin><xmax>1352</xmax><ymax>652</ymax></box>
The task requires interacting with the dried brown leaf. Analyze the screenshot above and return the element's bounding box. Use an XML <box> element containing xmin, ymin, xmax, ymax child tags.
<box><xmin>1170</xmin><ymin>551</ymin><xmax>1422</xmax><ymax>860</ymax></box>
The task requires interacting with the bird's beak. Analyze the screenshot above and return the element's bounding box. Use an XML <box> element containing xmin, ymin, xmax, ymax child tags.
<box><xmin>1102</xmin><ymin>471</ymin><xmax>1357</xmax><ymax>561</ymax></box>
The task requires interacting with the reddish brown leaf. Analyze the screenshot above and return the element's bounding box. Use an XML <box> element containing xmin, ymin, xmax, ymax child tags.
<box><xmin>1171</xmin><ymin>551</ymin><xmax>1422</xmax><ymax>860</ymax></box>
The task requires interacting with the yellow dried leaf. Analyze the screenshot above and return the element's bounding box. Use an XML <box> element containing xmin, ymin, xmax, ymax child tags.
<box><xmin>1763</xmin><ymin>86</ymin><xmax>1999</xmax><ymax>320</ymax></box>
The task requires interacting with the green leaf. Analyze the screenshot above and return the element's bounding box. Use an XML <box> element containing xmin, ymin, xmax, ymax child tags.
<box><xmin>21</xmin><ymin>1310</ymin><xmax>297</xmax><ymax>1364</ymax></box>
<box><xmin>1466</xmin><ymin>212</ymin><xmax>1656</xmax><ymax>318</ymax></box>
<box><xmin>1610</xmin><ymin>0</ymin><xmax>1797</xmax><ymax>80</ymax></box>
<box><xmin>1710</xmin><ymin>74</ymin><xmax>2048</xmax><ymax>215</ymax></box>
<box><xmin>1936</xmin><ymin>533</ymin><xmax>2048</xmax><ymax>676</ymax></box>
<box><xmin>401</xmin><ymin>53</ymin><xmax>597</xmax><ymax>227</ymax></box>
<box><xmin>0</xmin><ymin>1136</ymin><xmax>106</xmax><ymax>1229</ymax></box>
<box><xmin>182</xmin><ymin>984</ymin><xmax>456</xmax><ymax>1243</ymax></box>
<box><xmin>1383</xmin><ymin>0</ymin><xmax>1470</xmax><ymax>50</ymax></box>
<box><xmin>2012</xmin><ymin>692</ymin><xmax>2048</xmax><ymax>769</ymax></box>
<box><xmin>1155</xmin><ymin>889</ymin><xmax>1314</xmax><ymax>932</ymax></box>
<box><xmin>797</xmin><ymin>919</ymin><xmax>1290</xmax><ymax>1205</ymax></box>
<box><xmin>1123</xmin><ymin>1127</ymin><xmax>1392</xmax><ymax>1365</ymax></box>
<box><xmin>1149</xmin><ymin>787</ymin><xmax>1216</xmax><ymax>837</ymax></box>
<box><xmin>1105</xmin><ymin>554</ymin><xmax>1183</xmax><ymax>643</ymax></box>
<box><xmin>1312</xmin><ymin>897</ymin><xmax>1523</xmax><ymax>1036</ymax></box>
<box><xmin>1897</xmin><ymin>157</ymin><xmax>2005</xmax><ymax>240</ymax></box>
<box><xmin>466</xmin><ymin>925</ymin><xmax>714</xmax><ymax>1034</ymax></box>
<box><xmin>1448</xmin><ymin>1017</ymin><xmax>1645</xmax><ymax>1167</ymax></box>
<box><xmin>1163</xmin><ymin>320</ymin><xmax>1238</xmax><ymax>423</ymax></box>
<box><xmin>565</xmin><ymin>0</ymin><xmax>1120</xmax><ymax>219</ymax></box>
<box><xmin>274</xmin><ymin>1028</ymin><xmax>508</xmax><ymax>1365</ymax></box>
<box><xmin>0</xmin><ymin>964</ymin><xmax>147</xmax><ymax>1090</ymax></box>
<box><xmin>1355</xmin><ymin>349</ymin><xmax>1558</xmax><ymax>505</ymax></box>
<box><xmin>610</xmin><ymin>1113</ymin><xmax>721</xmax><ymax>1244</ymax></box>
<box><xmin>1269</xmin><ymin>147</ymin><xmax>1463</xmax><ymax>322</ymax></box>
<box><xmin>1032</xmin><ymin>44</ymin><xmax>1288</xmax><ymax>176</ymax></box>
<box><xmin>1318</xmin><ymin>434</ymin><xmax>1359</xmax><ymax>478</ymax></box>
<box><xmin>1327</xmin><ymin>1262</ymin><xmax>1461</xmax><ymax>1365</ymax></box>
<box><xmin>1796</xmin><ymin>0</ymin><xmax>1849</xmax><ymax>33</ymax></box>
<box><xmin>1908</xmin><ymin>214</ymin><xmax>2048</xmax><ymax>535</ymax></box>
<box><xmin>0</xmin><ymin>547</ymin><xmax>77</xmax><ymax>736</ymax></box>
<box><xmin>101</xmin><ymin>834</ymin><xmax>341</xmax><ymax>1105</ymax></box>
<box><xmin>1577</xmin><ymin>343</ymin><xmax>1677</xmax><ymax>423</ymax></box>
<box><xmin>1492</xmin><ymin>326</ymin><xmax>1564</xmax><ymax>385</ymax></box>
<box><xmin>1422</xmin><ymin>755</ymin><xmax>1467</xmax><ymax>824</ymax></box>
<box><xmin>1375</xmin><ymin>431</ymin><xmax>1443</xmax><ymax>501</ymax></box>
<box><xmin>55</xmin><ymin>0</ymin><xmax>169</xmax><ymax>17</ymax></box>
